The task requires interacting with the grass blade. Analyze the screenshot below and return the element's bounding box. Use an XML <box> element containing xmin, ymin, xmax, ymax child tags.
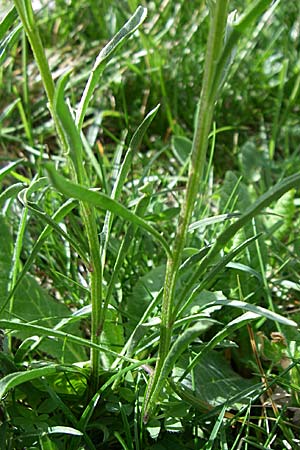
<box><xmin>0</xmin><ymin>319</ymin><xmax>137</xmax><ymax>361</ymax></box>
<box><xmin>0</xmin><ymin>159</ymin><xmax>24</xmax><ymax>182</ymax></box>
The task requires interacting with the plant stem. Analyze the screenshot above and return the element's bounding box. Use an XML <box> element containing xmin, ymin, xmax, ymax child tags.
<box><xmin>14</xmin><ymin>1</ymin><xmax>102</xmax><ymax>390</ymax></box>
<box><xmin>143</xmin><ymin>0</ymin><xmax>230</xmax><ymax>420</ymax></box>
<box><xmin>81</xmin><ymin>205</ymin><xmax>102</xmax><ymax>391</ymax></box>
<box><xmin>13</xmin><ymin>0</ymin><xmax>66</xmax><ymax>149</ymax></box>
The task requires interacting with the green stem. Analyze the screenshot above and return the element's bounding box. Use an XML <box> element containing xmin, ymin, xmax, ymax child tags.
<box><xmin>81</xmin><ymin>205</ymin><xmax>102</xmax><ymax>391</ymax></box>
<box><xmin>8</xmin><ymin>206</ymin><xmax>28</xmax><ymax>351</ymax></box>
<box><xmin>13</xmin><ymin>0</ymin><xmax>67</xmax><ymax>149</ymax></box>
<box><xmin>14</xmin><ymin>2</ymin><xmax>102</xmax><ymax>390</ymax></box>
<box><xmin>143</xmin><ymin>0</ymin><xmax>230</xmax><ymax>420</ymax></box>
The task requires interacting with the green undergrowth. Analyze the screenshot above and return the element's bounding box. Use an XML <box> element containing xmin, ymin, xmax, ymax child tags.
<box><xmin>1</xmin><ymin>0</ymin><xmax>300</xmax><ymax>449</ymax></box>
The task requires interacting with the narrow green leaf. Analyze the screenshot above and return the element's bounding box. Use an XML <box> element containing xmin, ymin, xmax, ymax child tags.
<box><xmin>79</xmin><ymin>357</ymin><xmax>156</xmax><ymax>430</ymax></box>
<box><xmin>1</xmin><ymin>199</ymin><xmax>77</xmax><ymax>316</ymax></box>
<box><xmin>0</xmin><ymin>98</ymin><xmax>20</xmax><ymax>124</ymax></box>
<box><xmin>180</xmin><ymin>311</ymin><xmax>259</xmax><ymax>380</ymax></box>
<box><xmin>188</xmin><ymin>212</ymin><xmax>240</xmax><ymax>232</ymax></box>
<box><xmin>0</xmin><ymin>183</ymin><xmax>24</xmax><ymax>208</ymax></box>
<box><xmin>205</xmin><ymin>404</ymin><xmax>227</xmax><ymax>450</ymax></box>
<box><xmin>184</xmin><ymin>173</ymin><xmax>300</xmax><ymax>302</ymax></box>
<box><xmin>47</xmin><ymin>426</ymin><xmax>83</xmax><ymax>436</ymax></box>
<box><xmin>0</xmin><ymin>319</ymin><xmax>136</xmax><ymax>361</ymax></box>
<box><xmin>101</xmin><ymin>105</ymin><xmax>159</xmax><ymax>269</ymax></box>
<box><xmin>23</xmin><ymin>201</ymin><xmax>89</xmax><ymax>266</ymax></box>
<box><xmin>0</xmin><ymin>365</ymin><xmax>59</xmax><ymax>399</ymax></box>
<box><xmin>177</xmin><ymin>235</ymin><xmax>261</xmax><ymax>316</ymax></box>
<box><xmin>111</xmin><ymin>105</ymin><xmax>160</xmax><ymax>203</ymax></box>
<box><xmin>0</xmin><ymin>23</ymin><xmax>22</xmax><ymax>66</ymax></box>
<box><xmin>76</xmin><ymin>6</ymin><xmax>147</xmax><ymax>129</ymax></box>
<box><xmin>201</xmin><ymin>299</ymin><xmax>297</xmax><ymax>327</ymax></box>
<box><xmin>0</xmin><ymin>6</ymin><xmax>18</xmax><ymax>38</ymax></box>
<box><xmin>212</xmin><ymin>0</ymin><xmax>275</xmax><ymax>94</ymax></box>
<box><xmin>45</xmin><ymin>164</ymin><xmax>171</xmax><ymax>257</ymax></box>
<box><xmin>54</xmin><ymin>71</ymin><xmax>83</xmax><ymax>178</ymax></box>
<box><xmin>0</xmin><ymin>159</ymin><xmax>24</xmax><ymax>182</ymax></box>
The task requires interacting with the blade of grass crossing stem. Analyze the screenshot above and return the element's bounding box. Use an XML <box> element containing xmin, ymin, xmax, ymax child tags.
<box><xmin>179</xmin><ymin>312</ymin><xmax>260</xmax><ymax>381</ymax></box>
<box><xmin>101</xmin><ymin>105</ymin><xmax>159</xmax><ymax>266</ymax></box>
<box><xmin>46</xmin><ymin>165</ymin><xmax>171</xmax><ymax>257</ymax></box>
<box><xmin>76</xmin><ymin>6</ymin><xmax>147</xmax><ymax>129</ymax></box>
<box><xmin>176</xmin><ymin>234</ymin><xmax>261</xmax><ymax>316</ymax></box>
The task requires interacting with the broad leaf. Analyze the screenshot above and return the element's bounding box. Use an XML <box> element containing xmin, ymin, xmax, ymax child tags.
<box><xmin>174</xmin><ymin>351</ymin><xmax>257</xmax><ymax>409</ymax></box>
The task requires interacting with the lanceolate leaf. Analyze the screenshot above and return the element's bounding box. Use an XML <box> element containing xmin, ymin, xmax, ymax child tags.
<box><xmin>54</xmin><ymin>71</ymin><xmax>84</xmax><ymax>178</ymax></box>
<box><xmin>0</xmin><ymin>6</ymin><xmax>17</xmax><ymax>39</ymax></box>
<box><xmin>0</xmin><ymin>365</ymin><xmax>60</xmax><ymax>399</ymax></box>
<box><xmin>76</xmin><ymin>6</ymin><xmax>147</xmax><ymax>129</ymax></box>
<box><xmin>46</xmin><ymin>164</ymin><xmax>171</xmax><ymax>257</ymax></box>
<box><xmin>198</xmin><ymin>298</ymin><xmax>297</xmax><ymax>327</ymax></box>
<box><xmin>0</xmin><ymin>159</ymin><xmax>24</xmax><ymax>182</ymax></box>
<box><xmin>0</xmin><ymin>364</ymin><xmax>88</xmax><ymax>399</ymax></box>
<box><xmin>110</xmin><ymin>105</ymin><xmax>160</xmax><ymax>203</ymax></box>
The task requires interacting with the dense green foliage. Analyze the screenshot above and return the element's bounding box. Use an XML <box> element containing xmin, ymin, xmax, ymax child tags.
<box><xmin>1</xmin><ymin>1</ymin><xmax>300</xmax><ymax>448</ymax></box>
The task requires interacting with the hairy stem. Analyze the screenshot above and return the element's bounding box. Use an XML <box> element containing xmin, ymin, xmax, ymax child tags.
<box><xmin>13</xmin><ymin>0</ymin><xmax>67</xmax><ymax>149</ymax></box>
<box><xmin>14</xmin><ymin>1</ymin><xmax>102</xmax><ymax>390</ymax></box>
<box><xmin>143</xmin><ymin>0</ymin><xmax>230</xmax><ymax>420</ymax></box>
